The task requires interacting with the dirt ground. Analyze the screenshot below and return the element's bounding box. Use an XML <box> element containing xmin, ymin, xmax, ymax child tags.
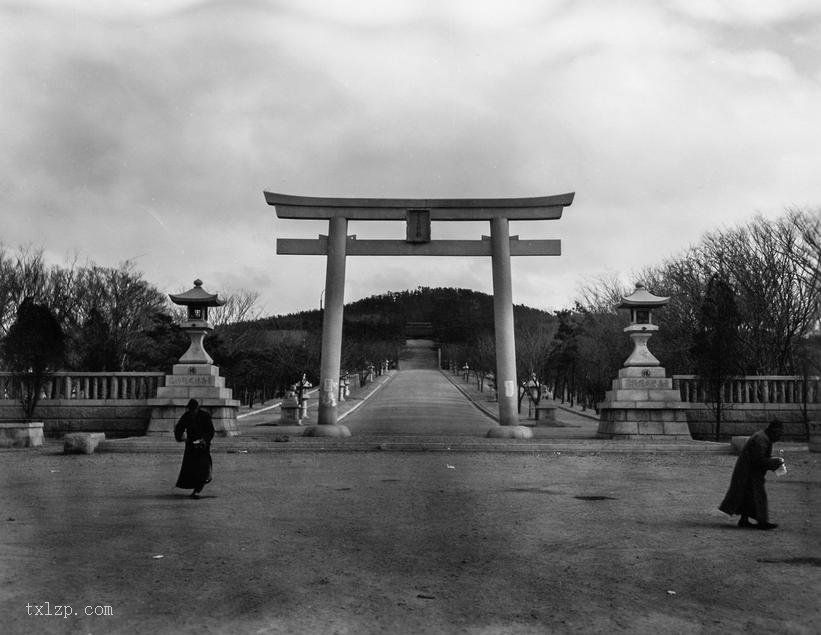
<box><xmin>1</xmin><ymin>446</ymin><xmax>819</xmax><ymax>634</ymax></box>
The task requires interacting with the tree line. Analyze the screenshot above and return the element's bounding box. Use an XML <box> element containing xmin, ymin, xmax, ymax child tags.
<box><xmin>547</xmin><ymin>209</ymin><xmax>820</xmax><ymax>411</ymax></box>
<box><xmin>0</xmin><ymin>247</ymin><xmax>268</xmax><ymax>412</ymax></box>
<box><xmin>0</xmin><ymin>248</ymin><xmax>179</xmax><ymax>372</ymax></box>
<box><xmin>1</xmin><ymin>207</ymin><xmax>818</xmax><ymax>417</ymax></box>
<box><xmin>0</xmin><ymin>245</ymin><xmax>409</xmax><ymax>409</ymax></box>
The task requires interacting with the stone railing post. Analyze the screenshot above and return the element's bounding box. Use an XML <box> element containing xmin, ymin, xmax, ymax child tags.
<box><xmin>671</xmin><ymin>375</ymin><xmax>821</xmax><ymax>406</ymax></box>
<box><xmin>0</xmin><ymin>371</ymin><xmax>166</xmax><ymax>404</ymax></box>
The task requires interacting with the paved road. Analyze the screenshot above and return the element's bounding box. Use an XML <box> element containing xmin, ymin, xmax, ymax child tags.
<box><xmin>398</xmin><ymin>338</ymin><xmax>439</xmax><ymax>369</ymax></box>
<box><xmin>344</xmin><ymin>340</ymin><xmax>495</xmax><ymax>436</ymax></box>
<box><xmin>343</xmin><ymin>369</ymin><xmax>495</xmax><ymax>436</ymax></box>
<box><xmin>232</xmin><ymin>338</ymin><xmax>601</xmax><ymax>442</ymax></box>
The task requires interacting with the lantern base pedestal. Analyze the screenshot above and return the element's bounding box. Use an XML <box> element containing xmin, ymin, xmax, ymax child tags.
<box><xmin>596</xmin><ymin>366</ymin><xmax>691</xmax><ymax>440</ymax></box>
<box><xmin>146</xmin><ymin>363</ymin><xmax>239</xmax><ymax>437</ymax></box>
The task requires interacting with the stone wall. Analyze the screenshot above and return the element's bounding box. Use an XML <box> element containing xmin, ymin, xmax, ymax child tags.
<box><xmin>684</xmin><ymin>403</ymin><xmax>819</xmax><ymax>441</ymax></box>
<box><xmin>672</xmin><ymin>375</ymin><xmax>819</xmax><ymax>441</ymax></box>
<box><xmin>0</xmin><ymin>400</ymin><xmax>151</xmax><ymax>438</ymax></box>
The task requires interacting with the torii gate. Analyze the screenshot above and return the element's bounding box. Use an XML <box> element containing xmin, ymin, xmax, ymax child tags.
<box><xmin>265</xmin><ymin>192</ymin><xmax>574</xmax><ymax>438</ymax></box>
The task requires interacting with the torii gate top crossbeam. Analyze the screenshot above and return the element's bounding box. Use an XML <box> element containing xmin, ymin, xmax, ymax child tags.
<box><xmin>265</xmin><ymin>191</ymin><xmax>575</xmax><ymax>221</ymax></box>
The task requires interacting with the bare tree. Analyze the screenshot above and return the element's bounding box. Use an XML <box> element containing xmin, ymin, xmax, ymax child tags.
<box><xmin>166</xmin><ymin>287</ymin><xmax>263</xmax><ymax>327</ymax></box>
<box><xmin>0</xmin><ymin>246</ymin><xmax>17</xmax><ymax>337</ymax></box>
<box><xmin>778</xmin><ymin>208</ymin><xmax>820</xmax><ymax>346</ymax></box>
<box><xmin>0</xmin><ymin>245</ymin><xmax>48</xmax><ymax>336</ymax></box>
<box><xmin>637</xmin><ymin>209</ymin><xmax>819</xmax><ymax>375</ymax></box>
<box><xmin>515</xmin><ymin>316</ymin><xmax>558</xmax><ymax>379</ymax></box>
<box><xmin>73</xmin><ymin>262</ymin><xmax>167</xmax><ymax>370</ymax></box>
<box><xmin>577</xmin><ymin>273</ymin><xmax>629</xmax><ymax>313</ymax></box>
<box><xmin>42</xmin><ymin>255</ymin><xmax>84</xmax><ymax>333</ymax></box>
<box><xmin>466</xmin><ymin>333</ymin><xmax>496</xmax><ymax>393</ymax></box>
<box><xmin>0</xmin><ymin>247</ymin><xmax>88</xmax><ymax>340</ymax></box>
<box><xmin>210</xmin><ymin>289</ymin><xmax>263</xmax><ymax>327</ymax></box>
<box><xmin>562</xmin><ymin>209</ymin><xmax>819</xmax><ymax>411</ymax></box>
<box><xmin>705</xmin><ymin>213</ymin><xmax>818</xmax><ymax>373</ymax></box>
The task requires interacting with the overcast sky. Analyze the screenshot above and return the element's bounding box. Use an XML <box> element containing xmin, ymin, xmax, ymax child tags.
<box><xmin>2</xmin><ymin>0</ymin><xmax>819</xmax><ymax>316</ymax></box>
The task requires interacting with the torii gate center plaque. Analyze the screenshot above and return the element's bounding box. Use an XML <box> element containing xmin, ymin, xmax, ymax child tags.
<box><xmin>265</xmin><ymin>192</ymin><xmax>574</xmax><ymax>437</ymax></box>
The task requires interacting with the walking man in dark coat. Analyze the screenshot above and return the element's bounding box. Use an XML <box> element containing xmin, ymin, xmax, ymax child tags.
<box><xmin>174</xmin><ymin>399</ymin><xmax>215</xmax><ymax>499</ymax></box>
<box><xmin>719</xmin><ymin>419</ymin><xmax>784</xmax><ymax>530</ymax></box>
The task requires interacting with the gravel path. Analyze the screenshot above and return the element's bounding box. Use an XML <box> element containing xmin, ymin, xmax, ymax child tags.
<box><xmin>1</xmin><ymin>447</ymin><xmax>818</xmax><ymax>634</ymax></box>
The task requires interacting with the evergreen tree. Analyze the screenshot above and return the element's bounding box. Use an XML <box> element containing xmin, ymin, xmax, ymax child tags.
<box><xmin>74</xmin><ymin>308</ymin><xmax>118</xmax><ymax>371</ymax></box>
<box><xmin>2</xmin><ymin>298</ymin><xmax>65</xmax><ymax>418</ymax></box>
<box><xmin>692</xmin><ymin>274</ymin><xmax>741</xmax><ymax>440</ymax></box>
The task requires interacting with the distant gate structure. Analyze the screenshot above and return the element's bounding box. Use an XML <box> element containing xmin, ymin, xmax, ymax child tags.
<box><xmin>405</xmin><ymin>322</ymin><xmax>433</xmax><ymax>339</ymax></box>
<box><xmin>265</xmin><ymin>192</ymin><xmax>574</xmax><ymax>438</ymax></box>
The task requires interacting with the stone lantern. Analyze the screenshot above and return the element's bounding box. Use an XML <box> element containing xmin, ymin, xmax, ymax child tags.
<box><xmin>617</xmin><ymin>282</ymin><xmax>668</xmax><ymax>368</ymax></box>
<box><xmin>146</xmin><ymin>279</ymin><xmax>239</xmax><ymax>437</ymax></box>
<box><xmin>168</xmin><ymin>279</ymin><xmax>225</xmax><ymax>364</ymax></box>
<box><xmin>597</xmin><ymin>283</ymin><xmax>691</xmax><ymax>440</ymax></box>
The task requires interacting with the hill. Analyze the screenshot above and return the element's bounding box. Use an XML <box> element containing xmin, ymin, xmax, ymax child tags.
<box><xmin>248</xmin><ymin>286</ymin><xmax>553</xmax><ymax>344</ymax></box>
<box><xmin>208</xmin><ymin>287</ymin><xmax>557</xmax><ymax>404</ymax></box>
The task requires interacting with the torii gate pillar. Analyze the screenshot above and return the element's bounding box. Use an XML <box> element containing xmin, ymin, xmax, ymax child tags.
<box><xmin>266</xmin><ymin>192</ymin><xmax>574</xmax><ymax>439</ymax></box>
<box><xmin>316</xmin><ymin>215</ymin><xmax>349</xmax><ymax>433</ymax></box>
<box><xmin>489</xmin><ymin>216</ymin><xmax>519</xmax><ymax>429</ymax></box>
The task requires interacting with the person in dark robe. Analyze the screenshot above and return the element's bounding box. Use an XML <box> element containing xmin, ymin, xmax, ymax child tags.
<box><xmin>719</xmin><ymin>419</ymin><xmax>784</xmax><ymax>530</ymax></box>
<box><xmin>174</xmin><ymin>399</ymin><xmax>215</xmax><ymax>499</ymax></box>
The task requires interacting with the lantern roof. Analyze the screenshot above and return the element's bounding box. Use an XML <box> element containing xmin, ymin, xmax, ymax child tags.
<box><xmin>617</xmin><ymin>283</ymin><xmax>669</xmax><ymax>309</ymax></box>
<box><xmin>169</xmin><ymin>279</ymin><xmax>225</xmax><ymax>307</ymax></box>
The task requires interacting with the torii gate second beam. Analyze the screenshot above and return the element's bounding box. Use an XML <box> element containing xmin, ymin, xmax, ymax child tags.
<box><xmin>265</xmin><ymin>192</ymin><xmax>575</xmax><ymax>438</ymax></box>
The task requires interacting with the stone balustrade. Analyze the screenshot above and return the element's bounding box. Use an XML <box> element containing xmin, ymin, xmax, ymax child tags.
<box><xmin>672</xmin><ymin>375</ymin><xmax>820</xmax><ymax>440</ymax></box>
<box><xmin>0</xmin><ymin>372</ymin><xmax>165</xmax><ymax>401</ymax></box>
<box><xmin>672</xmin><ymin>375</ymin><xmax>820</xmax><ymax>405</ymax></box>
<box><xmin>0</xmin><ymin>372</ymin><xmax>167</xmax><ymax>438</ymax></box>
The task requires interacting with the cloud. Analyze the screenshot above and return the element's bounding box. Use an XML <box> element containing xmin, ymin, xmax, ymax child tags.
<box><xmin>1</xmin><ymin>1</ymin><xmax>819</xmax><ymax>315</ymax></box>
<box><xmin>665</xmin><ymin>0</ymin><xmax>821</xmax><ymax>26</ymax></box>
